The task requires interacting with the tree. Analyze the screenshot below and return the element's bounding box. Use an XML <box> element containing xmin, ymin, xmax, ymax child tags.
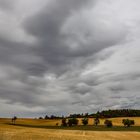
<box><xmin>68</xmin><ymin>118</ymin><xmax>78</xmax><ymax>126</ymax></box>
<box><xmin>94</xmin><ymin>117</ymin><xmax>100</xmax><ymax>126</ymax></box>
<box><xmin>122</xmin><ymin>119</ymin><xmax>135</xmax><ymax>127</ymax></box>
<box><xmin>104</xmin><ymin>120</ymin><xmax>113</xmax><ymax>127</ymax></box>
<box><xmin>68</xmin><ymin>119</ymin><xmax>73</xmax><ymax>127</ymax></box>
<box><xmin>39</xmin><ymin>117</ymin><xmax>43</xmax><ymax>119</ymax></box>
<box><xmin>82</xmin><ymin>118</ymin><xmax>88</xmax><ymax>125</ymax></box>
<box><xmin>44</xmin><ymin>115</ymin><xmax>49</xmax><ymax>119</ymax></box>
<box><xmin>61</xmin><ymin>118</ymin><xmax>67</xmax><ymax>126</ymax></box>
<box><xmin>11</xmin><ymin>116</ymin><xmax>17</xmax><ymax>124</ymax></box>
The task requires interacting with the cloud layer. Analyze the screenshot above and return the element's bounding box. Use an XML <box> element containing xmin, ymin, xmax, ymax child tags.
<box><xmin>0</xmin><ymin>0</ymin><xmax>140</xmax><ymax>117</ymax></box>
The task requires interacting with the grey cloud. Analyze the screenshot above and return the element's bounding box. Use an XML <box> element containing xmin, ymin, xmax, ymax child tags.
<box><xmin>0</xmin><ymin>0</ymin><xmax>140</xmax><ymax>117</ymax></box>
<box><xmin>22</xmin><ymin>0</ymin><xmax>94</xmax><ymax>76</ymax></box>
<box><xmin>0</xmin><ymin>0</ymin><xmax>15</xmax><ymax>10</ymax></box>
<box><xmin>22</xmin><ymin>0</ymin><xmax>127</xmax><ymax>76</ymax></box>
<box><xmin>24</xmin><ymin>0</ymin><xmax>94</xmax><ymax>38</ymax></box>
<box><xmin>108</xmin><ymin>72</ymin><xmax>140</xmax><ymax>83</ymax></box>
<box><xmin>71</xmin><ymin>83</ymin><xmax>92</xmax><ymax>95</ymax></box>
<box><xmin>109</xmin><ymin>84</ymin><xmax>125</xmax><ymax>93</ymax></box>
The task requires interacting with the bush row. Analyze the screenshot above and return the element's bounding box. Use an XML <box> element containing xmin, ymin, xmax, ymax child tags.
<box><xmin>61</xmin><ymin>118</ymin><xmax>135</xmax><ymax>127</ymax></box>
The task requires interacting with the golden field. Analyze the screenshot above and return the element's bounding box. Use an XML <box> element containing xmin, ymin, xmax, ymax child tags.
<box><xmin>0</xmin><ymin>117</ymin><xmax>140</xmax><ymax>140</ymax></box>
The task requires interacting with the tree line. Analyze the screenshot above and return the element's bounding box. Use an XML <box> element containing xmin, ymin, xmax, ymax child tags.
<box><xmin>64</xmin><ymin>109</ymin><xmax>140</xmax><ymax>118</ymax></box>
<box><xmin>61</xmin><ymin>117</ymin><xmax>135</xmax><ymax>128</ymax></box>
<box><xmin>42</xmin><ymin>109</ymin><xmax>140</xmax><ymax>119</ymax></box>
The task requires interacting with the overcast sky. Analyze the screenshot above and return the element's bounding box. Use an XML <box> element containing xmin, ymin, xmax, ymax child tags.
<box><xmin>0</xmin><ymin>0</ymin><xmax>140</xmax><ymax>117</ymax></box>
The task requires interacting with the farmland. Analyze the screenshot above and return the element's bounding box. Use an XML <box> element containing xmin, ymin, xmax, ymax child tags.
<box><xmin>0</xmin><ymin>117</ymin><xmax>140</xmax><ymax>140</ymax></box>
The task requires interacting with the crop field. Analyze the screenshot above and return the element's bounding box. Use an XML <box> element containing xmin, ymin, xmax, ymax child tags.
<box><xmin>0</xmin><ymin>117</ymin><xmax>140</xmax><ymax>140</ymax></box>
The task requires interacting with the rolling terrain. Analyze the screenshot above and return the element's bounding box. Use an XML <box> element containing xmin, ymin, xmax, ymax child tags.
<box><xmin>0</xmin><ymin>117</ymin><xmax>140</xmax><ymax>140</ymax></box>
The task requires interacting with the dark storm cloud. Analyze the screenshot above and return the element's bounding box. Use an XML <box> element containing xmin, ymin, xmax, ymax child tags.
<box><xmin>24</xmin><ymin>0</ymin><xmax>94</xmax><ymax>37</ymax></box>
<box><xmin>23</xmin><ymin>0</ymin><xmax>127</xmax><ymax>76</ymax></box>
<box><xmin>23</xmin><ymin>0</ymin><xmax>95</xmax><ymax>75</ymax></box>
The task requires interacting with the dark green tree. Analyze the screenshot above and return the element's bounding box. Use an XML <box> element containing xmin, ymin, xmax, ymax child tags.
<box><xmin>94</xmin><ymin>117</ymin><xmax>100</xmax><ymax>126</ymax></box>
<box><xmin>11</xmin><ymin>116</ymin><xmax>17</xmax><ymax>124</ymax></box>
<box><xmin>61</xmin><ymin>118</ymin><xmax>67</xmax><ymax>126</ymax></box>
<box><xmin>68</xmin><ymin>118</ymin><xmax>78</xmax><ymax>126</ymax></box>
<box><xmin>44</xmin><ymin>115</ymin><xmax>49</xmax><ymax>119</ymax></box>
<box><xmin>122</xmin><ymin>119</ymin><xmax>135</xmax><ymax>127</ymax></box>
<box><xmin>82</xmin><ymin>118</ymin><xmax>88</xmax><ymax>125</ymax></box>
<box><xmin>104</xmin><ymin>120</ymin><xmax>113</xmax><ymax>127</ymax></box>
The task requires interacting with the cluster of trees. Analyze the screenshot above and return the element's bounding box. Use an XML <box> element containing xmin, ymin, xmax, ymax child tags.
<box><xmin>38</xmin><ymin>109</ymin><xmax>140</xmax><ymax>120</ymax></box>
<box><xmin>61</xmin><ymin>117</ymin><xmax>135</xmax><ymax>128</ymax></box>
<box><xmin>11</xmin><ymin>115</ymin><xmax>135</xmax><ymax>128</ymax></box>
<box><xmin>66</xmin><ymin>109</ymin><xmax>140</xmax><ymax>118</ymax></box>
<box><xmin>43</xmin><ymin>115</ymin><xmax>63</xmax><ymax>119</ymax></box>
<box><xmin>68</xmin><ymin>113</ymin><xmax>89</xmax><ymax>118</ymax></box>
<box><xmin>95</xmin><ymin>109</ymin><xmax>140</xmax><ymax>118</ymax></box>
<box><xmin>122</xmin><ymin>119</ymin><xmax>135</xmax><ymax>127</ymax></box>
<box><xmin>61</xmin><ymin>118</ymin><xmax>79</xmax><ymax>126</ymax></box>
<box><xmin>61</xmin><ymin>117</ymin><xmax>100</xmax><ymax>127</ymax></box>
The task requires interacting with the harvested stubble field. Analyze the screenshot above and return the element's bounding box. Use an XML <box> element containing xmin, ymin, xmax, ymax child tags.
<box><xmin>0</xmin><ymin>117</ymin><xmax>140</xmax><ymax>140</ymax></box>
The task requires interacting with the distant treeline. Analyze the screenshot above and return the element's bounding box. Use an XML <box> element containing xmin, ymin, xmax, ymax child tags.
<box><xmin>68</xmin><ymin>109</ymin><xmax>140</xmax><ymax>118</ymax></box>
<box><xmin>43</xmin><ymin>109</ymin><xmax>140</xmax><ymax>119</ymax></box>
<box><xmin>94</xmin><ymin>109</ymin><xmax>140</xmax><ymax>118</ymax></box>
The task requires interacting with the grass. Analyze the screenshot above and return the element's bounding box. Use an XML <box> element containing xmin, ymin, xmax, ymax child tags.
<box><xmin>0</xmin><ymin>118</ymin><xmax>140</xmax><ymax>140</ymax></box>
<box><xmin>8</xmin><ymin>123</ymin><xmax>140</xmax><ymax>131</ymax></box>
<box><xmin>2</xmin><ymin>117</ymin><xmax>140</xmax><ymax>131</ymax></box>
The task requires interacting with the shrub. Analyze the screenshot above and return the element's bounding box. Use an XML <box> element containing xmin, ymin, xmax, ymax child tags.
<box><xmin>82</xmin><ymin>118</ymin><xmax>88</xmax><ymax>125</ymax></box>
<box><xmin>68</xmin><ymin>119</ymin><xmax>73</xmax><ymax>127</ymax></box>
<box><xmin>94</xmin><ymin>117</ymin><xmax>100</xmax><ymax>126</ymax></box>
<box><xmin>68</xmin><ymin>118</ymin><xmax>78</xmax><ymax>126</ymax></box>
<box><xmin>44</xmin><ymin>115</ymin><xmax>49</xmax><ymax>119</ymax></box>
<box><xmin>11</xmin><ymin>116</ymin><xmax>17</xmax><ymax>124</ymax></box>
<box><xmin>61</xmin><ymin>118</ymin><xmax>67</xmax><ymax>126</ymax></box>
<box><xmin>104</xmin><ymin>120</ymin><xmax>113</xmax><ymax>127</ymax></box>
<box><xmin>122</xmin><ymin>119</ymin><xmax>135</xmax><ymax>127</ymax></box>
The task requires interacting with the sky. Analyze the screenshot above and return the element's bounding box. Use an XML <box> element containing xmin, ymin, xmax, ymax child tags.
<box><xmin>0</xmin><ymin>0</ymin><xmax>140</xmax><ymax>117</ymax></box>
